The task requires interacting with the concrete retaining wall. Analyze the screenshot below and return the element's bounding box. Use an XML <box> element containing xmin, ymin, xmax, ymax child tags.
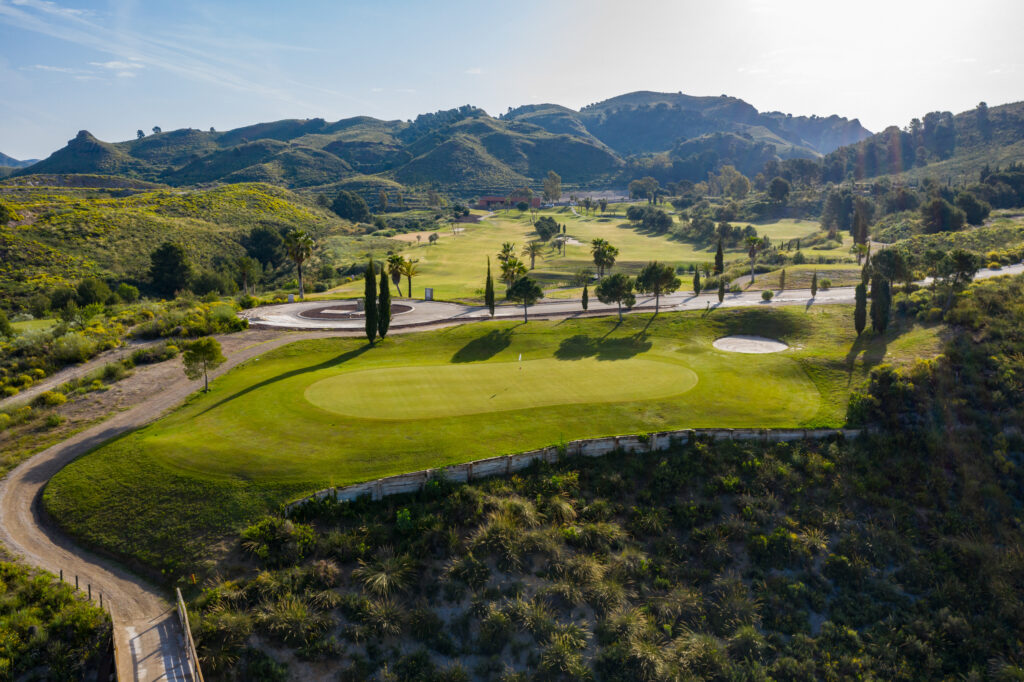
<box><xmin>285</xmin><ymin>427</ymin><xmax>864</xmax><ymax>514</ymax></box>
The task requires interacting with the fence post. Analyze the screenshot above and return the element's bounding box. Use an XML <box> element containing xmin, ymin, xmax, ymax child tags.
<box><xmin>176</xmin><ymin>588</ymin><xmax>205</xmax><ymax>682</ymax></box>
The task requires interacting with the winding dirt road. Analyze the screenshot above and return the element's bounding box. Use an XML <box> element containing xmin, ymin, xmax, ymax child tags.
<box><xmin>1</xmin><ymin>264</ymin><xmax>1020</xmax><ymax>680</ymax></box>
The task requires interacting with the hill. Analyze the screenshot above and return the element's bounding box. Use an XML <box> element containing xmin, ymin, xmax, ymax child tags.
<box><xmin>0</xmin><ymin>151</ymin><xmax>37</xmax><ymax>168</ymax></box>
<box><xmin>15</xmin><ymin>91</ymin><xmax>872</xmax><ymax>194</ymax></box>
<box><xmin>0</xmin><ymin>180</ymin><xmax>355</xmax><ymax>304</ymax></box>
<box><xmin>506</xmin><ymin>91</ymin><xmax>871</xmax><ymax>158</ymax></box>
<box><xmin>824</xmin><ymin>100</ymin><xmax>1024</xmax><ymax>182</ymax></box>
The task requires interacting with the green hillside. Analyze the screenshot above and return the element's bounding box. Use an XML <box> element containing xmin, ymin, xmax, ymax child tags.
<box><xmin>0</xmin><ymin>180</ymin><xmax>355</xmax><ymax>303</ymax></box>
<box><xmin>825</xmin><ymin>100</ymin><xmax>1024</xmax><ymax>182</ymax></box>
<box><xmin>16</xmin><ymin>91</ymin><xmax>873</xmax><ymax>194</ymax></box>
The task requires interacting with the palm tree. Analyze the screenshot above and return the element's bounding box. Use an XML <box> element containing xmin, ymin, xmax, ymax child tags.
<box><xmin>591</xmin><ymin>238</ymin><xmax>619</xmax><ymax>278</ymax></box>
<box><xmin>236</xmin><ymin>255</ymin><xmax>261</xmax><ymax>295</ymax></box>
<box><xmin>500</xmin><ymin>257</ymin><xmax>528</xmax><ymax>293</ymax></box>
<box><xmin>497</xmin><ymin>241</ymin><xmax>516</xmax><ymax>264</ymax></box>
<box><xmin>745</xmin><ymin>235</ymin><xmax>761</xmax><ymax>286</ymax></box>
<box><xmin>522</xmin><ymin>241</ymin><xmax>544</xmax><ymax>270</ymax></box>
<box><xmin>399</xmin><ymin>258</ymin><xmax>419</xmax><ymax>298</ymax></box>
<box><xmin>283</xmin><ymin>229</ymin><xmax>314</xmax><ymax>299</ymax></box>
<box><xmin>386</xmin><ymin>253</ymin><xmax>405</xmax><ymax>296</ymax></box>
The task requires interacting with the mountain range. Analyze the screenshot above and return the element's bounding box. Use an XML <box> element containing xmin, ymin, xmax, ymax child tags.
<box><xmin>6</xmin><ymin>91</ymin><xmax>872</xmax><ymax>194</ymax></box>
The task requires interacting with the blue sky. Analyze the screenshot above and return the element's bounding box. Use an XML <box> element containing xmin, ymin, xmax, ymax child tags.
<box><xmin>1</xmin><ymin>0</ymin><xmax>1023</xmax><ymax>159</ymax></box>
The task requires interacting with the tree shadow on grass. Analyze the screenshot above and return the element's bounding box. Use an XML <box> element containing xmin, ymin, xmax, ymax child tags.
<box><xmin>197</xmin><ymin>344</ymin><xmax>373</xmax><ymax>416</ymax></box>
<box><xmin>555</xmin><ymin>331</ymin><xmax>652</xmax><ymax>361</ymax></box>
<box><xmin>844</xmin><ymin>331</ymin><xmax>890</xmax><ymax>385</ymax></box>
<box><xmin>451</xmin><ymin>327</ymin><xmax>516</xmax><ymax>363</ymax></box>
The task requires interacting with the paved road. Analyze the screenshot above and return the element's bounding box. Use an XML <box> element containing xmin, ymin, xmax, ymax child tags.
<box><xmin>244</xmin><ymin>263</ymin><xmax>1023</xmax><ymax>331</ymax></box>
<box><xmin>3</xmin><ymin>261</ymin><xmax>1020</xmax><ymax>680</ymax></box>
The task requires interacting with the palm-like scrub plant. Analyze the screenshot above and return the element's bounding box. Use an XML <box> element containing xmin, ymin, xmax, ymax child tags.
<box><xmin>283</xmin><ymin>229</ymin><xmax>314</xmax><ymax>299</ymax></box>
<box><xmin>352</xmin><ymin>547</ymin><xmax>414</xmax><ymax>597</ymax></box>
<box><xmin>258</xmin><ymin>596</ymin><xmax>332</xmax><ymax>646</ymax></box>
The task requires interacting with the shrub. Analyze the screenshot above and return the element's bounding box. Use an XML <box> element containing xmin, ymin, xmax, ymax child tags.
<box><xmin>116</xmin><ymin>283</ymin><xmax>140</xmax><ymax>303</ymax></box>
<box><xmin>38</xmin><ymin>391</ymin><xmax>67</xmax><ymax>407</ymax></box>
<box><xmin>241</xmin><ymin>517</ymin><xmax>316</xmax><ymax>567</ymax></box>
<box><xmin>762</xmin><ymin>290</ymin><xmax>774</xmax><ymax>301</ymax></box>
<box><xmin>819</xmin><ymin>278</ymin><xmax>832</xmax><ymax>290</ymax></box>
<box><xmin>52</xmin><ymin>332</ymin><xmax>98</xmax><ymax>364</ymax></box>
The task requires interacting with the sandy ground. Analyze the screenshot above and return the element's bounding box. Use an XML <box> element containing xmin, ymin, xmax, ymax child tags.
<box><xmin>712</xmin><ymin>335</ymin><xmax>790</xmax><ymax>353</ymax></box>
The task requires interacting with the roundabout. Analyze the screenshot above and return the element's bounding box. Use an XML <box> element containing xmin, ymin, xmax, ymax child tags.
<box><xmin>297</xmin><ymin>301</ymin><xmax>414</xmax><ymax>320</ymax></box>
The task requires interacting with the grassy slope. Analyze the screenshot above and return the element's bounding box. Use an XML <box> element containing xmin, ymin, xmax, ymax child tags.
<box><xmin>331</xmin><ymin>209</ymin><xmax>824</xmax><ymax>301</ymax></box>
<box><xmin>43</xmin><ymin>306</ymin><xmax>941</xmax><ymax>574</ymax></box>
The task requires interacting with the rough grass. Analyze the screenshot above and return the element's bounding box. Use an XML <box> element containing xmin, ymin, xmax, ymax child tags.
<box><xmin>42</xmin><ymin>306</ymin><xmax>942</xmax><ymax>577</ymax></box>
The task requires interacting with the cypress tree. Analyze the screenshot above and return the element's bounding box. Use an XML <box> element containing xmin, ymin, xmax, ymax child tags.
<box><xmin>810</xmin><ymin>271</ymin><xmax>818</xmax><ymax>297</ymax></box>
<box><xmin>870</xmin><ymin>276</ymin><xmax>891</xmax><ymax>333</ymax></box>
<box><xmin>693</xmin><ymin>270</ymin><xmax>701</xmax><ymax>296</ymax></box>
<box><xmin>484</xmin><ymin>257</ymin><xmax>495</xmax><ymax>317</ymax></box>
<box><xmin>364</xmin><ymin>259</ymin><xmax>378</xmax><ymax>344</ymax></box>
<box><xmin>854</xmin><ymin>282</ymin><xmax>867</xmax><ymax>335</ymax></box>
<box><xmin>377</xmin><ymin>266</ymin><xmax>391</xmax><ymax>339</ymax></box>
<box><xmin>779</xmin><ymin>268</ymin><xmax>786</xmax><ymax>291</ymax></box>
<box><xmin>582</xmin><ymin>284</ymin><xmax>589</xmax><ymax>310</ymax></box>
<box><xmin>714</xmin><ymin>238</ymin><xmax>724</xmax><ymax>275</ymax></box>
<box><xmin>717</xmin><ymin>278</ymin><xmax>726</xmax><ymax>304</ymax></box>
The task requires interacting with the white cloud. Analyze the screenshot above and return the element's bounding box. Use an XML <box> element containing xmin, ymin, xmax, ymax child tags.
<box><xmin>9</xmin><ymin>0</ymin><xmax>90</xmax><ymax>18</ymax></box>
<box><xmin>465</xmin><ymin>67</ymin><xmax>482</xmax><ymax>75</ymax></box>
<box><xmin>90</xmin><ymin>60</ymin><xmax>145</xmax><ymax>72</ymax></box>
<box><xmin>27</xmin><ymin>63</ymin><xmax>86</xmax><ymax>73</ymax></box>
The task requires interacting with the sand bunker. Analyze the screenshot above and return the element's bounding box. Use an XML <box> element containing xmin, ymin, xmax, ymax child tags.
<box><xmin>712</xmin><ymin>335</ymin><xmax>789</xmax><ymax>354</ymax></box>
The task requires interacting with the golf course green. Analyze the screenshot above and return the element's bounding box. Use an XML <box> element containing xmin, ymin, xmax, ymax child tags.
<box><xmin>305</xmin><ymin>357</ymin><xmax>699</xmax><ymax>419</ymax></box>
<box><xmin>43</xmin><ymin>306</ymin><xmax>942</xmax><ymax>573</ymax></box>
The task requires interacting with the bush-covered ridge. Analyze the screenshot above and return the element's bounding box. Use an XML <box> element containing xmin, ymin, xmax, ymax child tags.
<box><xmin>185</xmin><ymin>275</ymin><xmax>1024</xmax><ymax>680</ymax></box>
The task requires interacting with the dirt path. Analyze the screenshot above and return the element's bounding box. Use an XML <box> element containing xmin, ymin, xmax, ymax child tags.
<box><xmin>0</xmin><ymin>329</ymin><xmax>336</xmax><ymax>682</ymax></box>
<box><xmin>0</xmin><ymin>339</ymin><xmax>160</xmax><ymax>412</ymax></box>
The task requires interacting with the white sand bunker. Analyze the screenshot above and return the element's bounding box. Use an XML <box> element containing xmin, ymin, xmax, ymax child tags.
<box><xmin>713</xmin><ymin>335</ymin><xmax>789</xmax><ymax>354</ymax></box>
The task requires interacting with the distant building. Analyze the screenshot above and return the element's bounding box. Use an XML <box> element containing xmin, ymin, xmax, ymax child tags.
<box><xmin>476</xmin><ymin>195</ymin><xmax>541</xmax><ymax>210</ymax></box>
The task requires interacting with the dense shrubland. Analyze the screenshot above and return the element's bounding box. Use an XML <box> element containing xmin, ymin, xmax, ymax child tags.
<box><xmin>0</xmin><ymin>557</ymin><xmax>112</xmax><ymax>679</ymax></box>
<box><xmin>188</xmin><ymin>275</ymin><xmax>1024</xmax><ymax>680</ymax></box>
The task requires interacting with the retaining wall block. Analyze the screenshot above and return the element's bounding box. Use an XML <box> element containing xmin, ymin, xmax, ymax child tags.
<box><xmin>616</xmin><ymin>435</ymin><xmax>643</xmax><ymax>453</ymax></box>
<box><xmin>442</xmin><ymin>465</ymin><xmax>471</xmax><ymax>484</ymax></box>
<box><xmin>580</xmin><ymin>437</ymin><xmax>618</xmax><ymax>457</ymax></box>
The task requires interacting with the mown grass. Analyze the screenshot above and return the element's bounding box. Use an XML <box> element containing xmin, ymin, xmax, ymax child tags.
<box><xmin>43</xmin><ymin>305</ymin><xmax>941</xmax><ymax>576</ymax></box>
<box><xmin>331</xmin><ymin>209</ymin><xmax>823</xmax><ymax>301</ymax></box>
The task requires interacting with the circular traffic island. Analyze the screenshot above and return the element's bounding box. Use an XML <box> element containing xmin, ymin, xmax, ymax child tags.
<box><xmin>712</xmin><ymin>335</ymin><xmax>789</xmax><ymax>354</ymax></box>
<box><xmin>297</xmin><ymin>302</ymin><xmax>414</xmax><ymax>320</ymax></box>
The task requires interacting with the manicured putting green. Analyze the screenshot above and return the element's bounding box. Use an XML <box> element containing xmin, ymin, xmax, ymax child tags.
<box><xmin>305</xmin><ymin>357</ymin><xmax>698</xmax><ymax>419</ymax></box>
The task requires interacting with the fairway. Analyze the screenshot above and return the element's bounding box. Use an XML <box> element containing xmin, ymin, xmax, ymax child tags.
<box><xmin>43</xmin><ymin>306</ymin><xmax>943</xmax><ymax>573</ymax></box>
<box><xmin>305</xmin><ymin>357</ymin><xmax>699</xmax><ymax>419</ymax></box>
<box><xmin>328</xmin><ymin>208</ymin><xmax>824</xmax><ymax>301</ymax></box>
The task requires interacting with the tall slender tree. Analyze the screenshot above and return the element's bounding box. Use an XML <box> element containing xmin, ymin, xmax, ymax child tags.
<box><xmin>714</xmin><ymin>238</ymin><xmax>724</xmax><ymax>275</ymax></box>
<box><xmin>582</xmin><ymin>284</ymin><xmax>589</xmax><ymax>310</ymax></box>
<box><xmin>810</xmin><ymin>271</ymin><xmax>818</xmax><ymax>297</ymax></box>
<box><xmin>399</xmin><ymin>258</ymin><xmax>419</xmax><ymax>298</ymax></box>
<box><xmin>484</xmin><ymin>257</ymin><xmax>495</xmax><ymax>317</ymax></box>
<box><xmin>693</xmin><ymin>270</ymin><xmax>702</xmax><ymax>296</ymax></box>
<box><xmin>870</xmin><ymin>276</ymin><xmax>891</xmax><ymax>333</ymax></box>
<box><xmin>364</xmin><ymin>260</ymin><xmax>378</xmax><ymax>344</ymax></box>
<box><xmin>387</xmin><ymin>254</ymin><xmax>405</xmax><ymax>296</ymax></box>
<box><xmin>717</xmin><ymin>278</ymin><xmax>726</xmax><ymax>304</ymax></box>
<box><xmin>378</xmin><ymin>267</ymin><xmax>391</xmax><ymax>339</ymax></box>
<box><xmin>854</xmin><ymin>282</ymin><xmax>867</xmax><ymax>335</ymax></box>
<box><xmin>284</xmin><ymin>229</ymin><xmax>314</xmax><ymax>300</ymax></box>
